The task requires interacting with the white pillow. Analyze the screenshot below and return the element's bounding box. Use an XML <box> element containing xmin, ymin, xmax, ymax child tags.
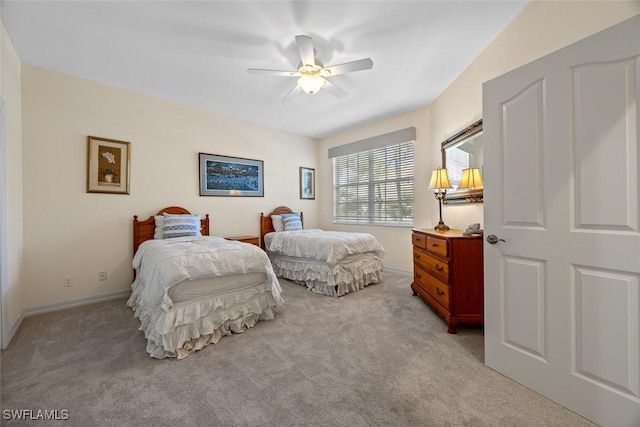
<box><xmin>162</xmin><ymin>213</ymin><xmax>201</xmax><ymax>239</ymax></box>
<box><xmin>155</xmin><ymin>214</ymin><xmax>203</xmax><ymax>239</ymax></box>
<box><xmin>271</xmin><ymin>215</ymin><xmax>284</xmax><ymax>232</ymax></box>
<box><xmin>282</xmin><ymin>213</ymin><xmax>302</xmax><ymax>231</ymax></box>
<box><xmin>154</xmin><ymin>215</ymin><xmax>165</xmax><ymax>239</ymax></box>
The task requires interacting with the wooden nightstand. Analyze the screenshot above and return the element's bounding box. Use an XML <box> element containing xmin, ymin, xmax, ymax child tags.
<box><xmin>225</xmin><ymin>235</ymin><xmax>260</xmax><ymax>247</ymax></box>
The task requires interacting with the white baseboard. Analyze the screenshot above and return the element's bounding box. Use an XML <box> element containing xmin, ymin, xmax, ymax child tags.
<box><xmin>3</xmin><ymin>289</ymin><xmax>131</xmax><ymax>348</ymax></box>
<box><xmin>5</xmin><ymin>309</ymin><xmax>24</xmax><ymax>349</ymax></box>
<box><xmin>383</xmin><ymin>265</ymin><xmax>412</xmax><ymax>276</ymax></box>
<box><xmin>24</xmin><ymin>289</ymin><xmax>131</xmax><ymax>317</ymax></box>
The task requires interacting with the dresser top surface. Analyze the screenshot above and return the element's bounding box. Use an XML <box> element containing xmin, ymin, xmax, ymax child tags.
<box><xmin>412</xmin><ymin>228</ymin><xmax>482</xmax><ymax>239</ymax></box>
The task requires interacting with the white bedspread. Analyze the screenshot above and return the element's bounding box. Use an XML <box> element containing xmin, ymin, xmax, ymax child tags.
<box><xmin>131</xmin><ymin>236</ymin><xmax>282</xmax><ymax>312</ymax></box>
<box><xmin>264</xmin><ymin>229</ymin><xmax>385</xmax><ymax>265</ymax></box>
<box><xmin>129</xmin><ymin>236</ymin><xmax>283</xmax><ymax>358</ymax></box>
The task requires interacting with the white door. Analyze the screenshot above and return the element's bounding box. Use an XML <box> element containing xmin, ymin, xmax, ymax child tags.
<box><xmin>483</xmin><ymin>15</ymin><xmax>640</xmax><ymax>427</ymax></box>
<box><xmin>0</xmin><ymin>99</ymin><xmax>6</xmax><ymax>349</ymax></box>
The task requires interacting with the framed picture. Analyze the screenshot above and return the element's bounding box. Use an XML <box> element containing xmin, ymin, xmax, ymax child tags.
<box><xmin>199</xmin><ymin>153</ymin><xmax>264</xmax><ymax>197</ymax></box>
<box><xmin>87</xmin><ymin>136</ymin><xmax>131</xmax><ymax>194</ymax></box>
<box><xmin>299</xmin><ymin>167</ymin><xmax>315</xmax><ymax>200</ymax></box>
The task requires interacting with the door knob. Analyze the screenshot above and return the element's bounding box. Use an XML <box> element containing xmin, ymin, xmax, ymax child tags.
<box><xmin>487</xmin><ymin>234</ymin><xmax>506</xmax><ymax>245</ymax></box>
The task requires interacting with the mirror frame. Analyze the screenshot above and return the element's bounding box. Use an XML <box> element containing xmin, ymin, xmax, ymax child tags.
<box><xmin>441</xmin><ymin>119</ymin><xmax>483</xmax><ymax>204</ymax></box>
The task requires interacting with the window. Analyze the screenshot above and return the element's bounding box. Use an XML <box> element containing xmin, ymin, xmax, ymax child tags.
<box><xmin>332</xmin><ymin>139</ymin><xmax>414</xmax><ymax>226</ymax></box>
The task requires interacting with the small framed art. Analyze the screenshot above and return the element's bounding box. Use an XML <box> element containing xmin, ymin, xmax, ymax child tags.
<box><xmin>87</xmin><ymin>136</ymin><xmax>131</xmax><ymax>194</ymax></box>
<box><xmin>199</xmin><ymin>153</ymin><xmax>264</xmax><ymax>197</ymax></box>
<box><xmin>299</xmin><ymin>167</ymin><xmax>315</xmax><ymax>200</ymax></box>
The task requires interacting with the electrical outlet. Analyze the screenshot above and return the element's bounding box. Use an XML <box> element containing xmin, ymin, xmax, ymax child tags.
<box><xmin>63</xmin><ymin>276</ymin><xmax>73</xmax><ymax>287</ymax></box>
<box><xmin>98</xmin><ymin>271</ymin><xmax>107</xmax><ymax>281</ymax></box>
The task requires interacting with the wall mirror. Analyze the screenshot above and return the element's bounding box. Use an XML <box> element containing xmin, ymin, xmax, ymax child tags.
<box><xmin>441</xmin><ymin>119</ymin><xmax>483</xmax><ymax>203</ymax></box>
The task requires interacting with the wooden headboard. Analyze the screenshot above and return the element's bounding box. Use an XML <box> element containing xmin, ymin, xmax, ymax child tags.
<box><xmin>133</xmin><ymin>206</ymin><xmax>210</xmax><ymax>254</ymax></box>
<box><xmin>259</xmin><ymin>206</ymin><xmax>303</xmax><ymax>249</ymax></box>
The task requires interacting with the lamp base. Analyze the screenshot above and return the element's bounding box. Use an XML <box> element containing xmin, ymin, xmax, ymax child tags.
<box><xmin>434</xmin><ymin>221</ymin><xmax>450</xmax><ymax>231</ymax></box>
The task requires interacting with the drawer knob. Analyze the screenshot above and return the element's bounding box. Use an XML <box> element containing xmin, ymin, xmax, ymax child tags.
<box><xmin>415</xmin><ymin>272</ymin><xmax>421</xmax><ymax>279</ymax></box>
<box><xmin>415</xmin><ymin>253</ymin><xmax>421</xmax><ymax>259</ymax></box>
<box><xmin>435</xmin><ymin>265</ymin><xmax>444</xmax><ymax>272</ymax></box>
<box><xmin>436</xmin><ymin>287</ymin><xmax>445</xmax><ymax>296</ymax></box>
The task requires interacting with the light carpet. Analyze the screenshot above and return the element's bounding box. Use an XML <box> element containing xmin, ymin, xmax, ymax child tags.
<box><xmin>0</xmin><ymin>272</ymin><xmax>594</xmax><ymax>426</ymax></box>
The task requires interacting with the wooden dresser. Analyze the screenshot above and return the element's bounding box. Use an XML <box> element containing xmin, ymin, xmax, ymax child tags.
<box><xmin>411</xmin><ymin>228</ymin><xmax>484</xmax><ymax>333</ymax></box>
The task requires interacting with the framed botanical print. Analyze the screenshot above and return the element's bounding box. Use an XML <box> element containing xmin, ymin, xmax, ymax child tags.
<box><xmin>87</xmin><ymin>136</ymin><xmax>131</xmax><ymax>194</ymax></box>
<box><xmin>299</xmin><ymin>167</ymin><xmax>315</xmax><ymax>200</ymax></box>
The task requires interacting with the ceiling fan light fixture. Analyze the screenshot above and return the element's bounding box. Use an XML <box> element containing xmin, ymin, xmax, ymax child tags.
<box><xmin>298</xmin><ymin>74</ymin><xmax>325</xmax><ymax>94</ymax></box>
<box><xmin>247</xmin><ymin>35</ymin><xmax>373</xmax><ymax>101</ymax></box>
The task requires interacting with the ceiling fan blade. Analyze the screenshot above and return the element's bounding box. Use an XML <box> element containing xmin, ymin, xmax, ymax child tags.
<box><xmin>247</xmin><ymin>68</ymin><xmax>300</xmax><ymax>77</ymax></box>
<box><xmin>322</xmin><ymin>78</ymin><xmax>348</xmax><ymax>99</ymax></box>
<box><xmin>282</xmin><ymin>84</ymin><xmax>303</xmax><ymax>102</ymax></box>
<box><xmin>323</xmin><ymin>58</ymin><xmax>373</xmax><ymax>76</ymax></box>
<box><xmin>295</xmin><ymin>35</ymin><xmax>315</xmax><ymax>66</ymax></box>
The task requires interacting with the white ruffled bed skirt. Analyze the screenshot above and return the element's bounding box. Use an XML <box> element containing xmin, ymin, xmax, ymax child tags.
<box><xmin>129</xmin><ymin>284</ymin><xmax>279</xmax><ymax>359</ymax></box>
<box><xmin>270</xmin><ymin>254</ymin><xmax>384</xmax><ymax>297</ymax></box>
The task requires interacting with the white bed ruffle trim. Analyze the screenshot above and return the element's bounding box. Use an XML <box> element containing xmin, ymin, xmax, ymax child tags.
<box><xmin>298</xmin><ymin>270</ymin><xmax>383</xmax><ymax>297</ymax></box>
<box><xmin>172</xmin><ymin>310</ymin><xmax>271</xmax><ymax>360</ymax></box>
<box><xmin>271</xmin><ymin>256</ymin><xmax>383</xmax><ymax>297</ymax></box>
<box><xmin>129</xmin><ymin>285</ymin><xmax>278</xmax><ymax>359</ymax></box>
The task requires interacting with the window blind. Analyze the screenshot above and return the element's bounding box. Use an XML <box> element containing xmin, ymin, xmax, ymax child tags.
<box><xmin>332</xmin><ymin>139</ymin><xmax>414</xmax><ymax>226</ymax></box>
<box><xmin>446</xmin><ymin>147</ymin><xmax>470</xmax><ymax>188</ymax></box>
<box><xmin>328</xmin><ymin>127</ymin><xmax>416</xmax><ymax>158</ymax></box>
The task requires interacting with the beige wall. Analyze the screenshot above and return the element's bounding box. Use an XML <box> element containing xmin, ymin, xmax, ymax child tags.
<box><xmin>21</xmin><ymin>65</ymin><xmax>317</xmax><ymax>309</ymax></box>
<box><xmin>318</xmin><ymin>0</ymin><xmax>640</xmax><ymax>272</ymax></box>
<box><xmin>429</xmin><ymin>0</ymin><xmax>640</xmax><ymax>229</ymax></box>
<box><xmin>1</xmin><ymin>21</ymin><xmax>24</xmax><ymax>340</ymax></box>
<box><xmin>9</xmin><ymin>0</ymin><xmax>640</xmax><ymax>316</ymax></box>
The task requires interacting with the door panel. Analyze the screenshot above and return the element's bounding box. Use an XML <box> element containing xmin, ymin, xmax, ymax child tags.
<box><xmin>572</xmin><ymin>58</ymin><xmax>639</xmax><ymax>232</ymax></box>
<box><xmin>573</xmin><ymin>266</ymin><xmax>640</xmax><ymax>399</ymax></box>
<box><xmin>502</xmin><ymin>79</ymin><xmax>546</xmax><ymax>229</ymax></box>
<box><xmin>484</xmin><ymin>14</ymin><xmax>640</xmax><ymax>427</ymax></box>
<box><xmin>503</xmin><ymin>256</ymin><xmax>546</xmax><ymax>360</ymax></box>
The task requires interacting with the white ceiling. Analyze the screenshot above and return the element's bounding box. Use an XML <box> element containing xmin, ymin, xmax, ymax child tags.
<box><xmin>1</xmin><ymin>0</ymin><xmax>529</xmax><ymax>139</ymax></box>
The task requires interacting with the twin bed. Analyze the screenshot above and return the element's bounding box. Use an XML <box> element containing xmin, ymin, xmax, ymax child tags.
<box><xmin>128</xmin><ymin>206</ymin><xmax>282</xmax><ymax>359</ymax></box>
<box><xmin>260</xmin><ymin>206</ymin><xmax>384</xmax><ymax>297</ymax></box>
<box><xmin>129</xmin><ymin>205</ymin><xmax>384</xmax><ymax>359</ymax></box>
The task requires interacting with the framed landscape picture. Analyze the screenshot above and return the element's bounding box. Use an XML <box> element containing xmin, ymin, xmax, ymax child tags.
<box><xmin>87</xmin><ymin>136</ymin><xmax>131</xmax><ymax>194</ymax></box>
<box><xmin>199</xmin><ymin>153</ymin><xmax>264</xmax><ymax>197</ymax></box>
<box><xmin>299</xmin><ymin>167</ymin><xmax>315</xmax><ymax>200</ymax></box>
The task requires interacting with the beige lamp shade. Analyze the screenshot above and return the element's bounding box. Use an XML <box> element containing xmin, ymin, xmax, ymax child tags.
<box><xmin>428</xmin><ymin>168</ymin><xmax>453</xmax><ymax>190</ymax></box>
<box><xmin>457</xmin><ymin>167</ymin><xmax>483</xmax><ymax>190</ymax></box>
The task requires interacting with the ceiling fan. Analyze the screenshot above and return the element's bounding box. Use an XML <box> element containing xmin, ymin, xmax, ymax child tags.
<box><xmin>247</xmin><ymin>35</ymin><xmax>373</xmax><ymax>101</ymax></box>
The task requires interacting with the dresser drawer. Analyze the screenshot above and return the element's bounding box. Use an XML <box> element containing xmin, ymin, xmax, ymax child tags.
<box><xmin>414</xmin><ymin>265</ymin><xmax>450</xmax><ymax>309</ymax></box>
<box><xmin>413</xmin><ymin>248</ymin><xmax>449</xmax><ymax>284</ymax></box>
<box><xmin>426</xmin><ymin>236</ymin><xmax>448</xmax><ymax>258</ymax></box>
<box><xmin>411</xmin><ymin>232</ymin><xmax>427</xmax><ymax>249</ymax></box>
